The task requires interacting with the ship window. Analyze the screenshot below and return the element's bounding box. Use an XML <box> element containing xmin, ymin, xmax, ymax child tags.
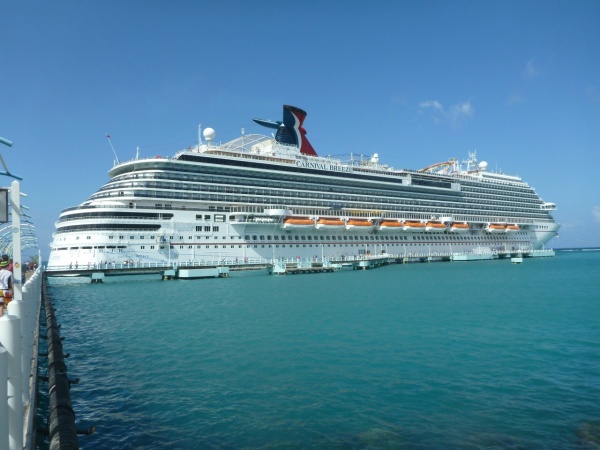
<box><xmin>109</xmin><ymin>236</ymin><xmax>114</xmax><ymax>239</ymax></box>
<box><xmin>307</xmin><ymin>236</ymin><xmax>312</xmax><ymax>240</ymax></box>
<box><xmin>140</xmin><ymin>246</ymin><xmax>145</xmax><ymax>249</ymax></box>
<box><xmin>119</xmin><ymin>236</ymin><xmax>124</xmax><ymax>239</ymax></box>
<box><xmin>196</xmin><ymin>215</ymin><xmax>203</xmax><ymax>220</ymax></box>
<box><xmin>245</xmin><ymin>235</ymin><xmax>250</xmax><ymax>240</ymax></box>
<box><xmin>288</xmin><ymin>236</ymin><xmax>293</xmax><ymax>241</ymax></box>
<box><xmin>214</xmin><ymin>214</ymin><xmax>225</xmax><ymax>222</ymax></box>
<box><xmin>212</xmin><ymin>226</ymin><xmax>219</xmax><ymax>232</ymax></box>
<box><xmin>204</xmin><ymin>215</ymin><xmax>211</xmax><ymax>220</ymax></box>
<box><xmin>253</xmin><ymin>235</ymin><xmax>257</xmax><ymax>240</ymax></box>
<box><xmin>130</xmin><ymin>236</ymin><xmax>135</xmax><ymax>239</ymax></box>
<box><xmin>260</xmin><ymin>235</ymin><xmax>265</xmax><ymax>240</ymax></box>
<box><xmin>204</xmin><ymin>226</ymin><xmax>210</xmax><ymax>232</ymax></box>
<box><xmin>294</xmin><ymin>236</ymin><xmax>299</xmax><ymax>240</ymax></box>
<box><xmin>151</xmin><ymin>246</ymin><xmax>155</xmax><ymax>249</ymax></box>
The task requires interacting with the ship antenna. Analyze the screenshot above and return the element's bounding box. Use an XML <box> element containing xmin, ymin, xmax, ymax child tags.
<box><xmin>198</xmin><ymin>124</ymin><xmax>203</xmax><ymax>148</ymax></box>
<box><xmin>136</xmin><ymin>146</ymin><xmax>140</xmax><ymax>160</ymax></box>
<box><xmin>106</xmin><ymin>133</ymin><xmax>120</xmax><ymax>164</ymax></box>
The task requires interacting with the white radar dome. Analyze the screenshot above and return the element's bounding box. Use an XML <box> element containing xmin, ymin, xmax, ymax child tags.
<box><xmin>479</xmin><ymin>161</ymin><xmax>488</xmax><ymax>170</ymax></box>
<box><xmin>203</xmin><ymin>128</ymin><xmax>216</xmax><ymax>142</ymax></box>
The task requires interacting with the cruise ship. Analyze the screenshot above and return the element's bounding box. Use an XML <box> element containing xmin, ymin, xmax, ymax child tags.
<box><xmin>47</xmin><ymin>105</ymin><xmax>559</xmax><ymax>271</ymax></box>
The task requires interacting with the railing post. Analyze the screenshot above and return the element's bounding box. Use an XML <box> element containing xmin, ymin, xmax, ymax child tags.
<box><xmin>7</xmin><ymin>299</ymin><xmax>29</xmax><ymax>406</ymax></box>
<box><xmin>0</xmin><ymin>314</ymin><xmax>24</xmax><ymax>450</ymax></box>
<box><xmin>10</xmin><ymin>180</ymin><xmax>22</xmax><ymax>302</ymax></box>
<box><xmin>0</xmin><ymin>345</ymin><xmax>8</xmax><ymax>450</ymax></box>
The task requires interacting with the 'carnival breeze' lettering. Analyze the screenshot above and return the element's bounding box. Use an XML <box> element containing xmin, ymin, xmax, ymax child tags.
<box><xmin>295</xmin><ymin>161</ymin><xmax>353</xmax><ymax>173</ymax></box>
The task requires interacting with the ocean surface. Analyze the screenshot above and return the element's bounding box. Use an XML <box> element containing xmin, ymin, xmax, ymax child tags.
<box><xmin>38</xmin><ymin>250</ymin><xmax>600</xmax><ymax>449</ymax></box>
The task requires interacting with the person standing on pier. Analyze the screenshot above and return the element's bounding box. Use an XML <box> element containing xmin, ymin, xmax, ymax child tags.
<box><xmin>0</xmin><ymin>259</ymin><xmax>12</xmax><ymax>315</ymax></box>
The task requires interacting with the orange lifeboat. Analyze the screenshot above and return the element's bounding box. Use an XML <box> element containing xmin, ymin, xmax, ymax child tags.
<box><xmin>315</xmin><ymin>218</ymin><xmax>346</xmax><ymax>229</ymax></box>
<box><xmin>425</xmin><ymin>221</ymin><xmax>447</xmax><ymax>232</ymax></box>
<box><xmin>345</xmin><ymin>219</ymin><xmax>373</xmax><ymax>230</ymax></box>
<box><xmin>378</xmin><ymin>220</ymin><xmax>403</xmax><ymax>231</ymax></box>
<box><xmin>282</xmin><ymin>217</ymin><xmax>314</xmax><ymax>229</ymax></box>
<box><xmin>403</xmin><ymin>221</ymin><xmax>426</xmax><ymax>232</ymax></box>
<box><xmin>506</xmin><ymin>224</ymin><xmax>520</xmax><ymax>233</ymax></box>
<box><xmin>486</xmin><ymin>223</ymin><xmax>507</xmax><ymax>233</ymax></box>
<box><xmin>448</xmin><ymin>222</ymin><xmax>470</xmax><ymax>233</ymax></box>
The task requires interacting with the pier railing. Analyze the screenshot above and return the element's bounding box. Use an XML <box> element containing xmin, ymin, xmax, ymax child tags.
<box><xmin>0</xmin><ymin>266</ymin><xmax>43</xmax><ymax>450</ymax></box>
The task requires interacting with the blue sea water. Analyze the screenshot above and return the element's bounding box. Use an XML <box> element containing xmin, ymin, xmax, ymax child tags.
<box><xmin>39</xmin><ymin>251</ymin><xmax>600</xmax><ymax>449</ymax></box>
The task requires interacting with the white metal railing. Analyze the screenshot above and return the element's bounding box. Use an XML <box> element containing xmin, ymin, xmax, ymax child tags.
<box><xmin>0</xmin><ymin>266</ymin><xmax>42</xmax><ymax>450</ymax></box>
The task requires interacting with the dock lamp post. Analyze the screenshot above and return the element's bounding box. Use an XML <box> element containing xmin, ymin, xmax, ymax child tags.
<box><xmin>1</xmin><ymin>135</ymin><xmax>25</xmax><ymax>302</ymax></box>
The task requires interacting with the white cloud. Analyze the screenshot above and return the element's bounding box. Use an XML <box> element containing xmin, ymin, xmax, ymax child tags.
<box><xmin>419</xmin><ymin>100</ymin><xmax>443</xmax><ymax>112</ymax></box>
<box><xmin>449</xmin><ymin>102</ymin><xmax>473</xmax><ymax>121</ymax></box>
<box><xmin>523</xmin><ymin>60</ymin><xmax>539</xmax><ymax>79</ymax></box>
<box><xmin>418</xmin><ymin>100</ymin><xmax>473</xmax><ymax>125</ymax></box>
<box><xmin>507</xmin><ymin>93</ymin><xmax>523</xmax><ymax>105</ymax></box>
<box><xmin>593</xmin><ymin>206</ymin><xmax>600</xmax><ymax>223</ymax></box>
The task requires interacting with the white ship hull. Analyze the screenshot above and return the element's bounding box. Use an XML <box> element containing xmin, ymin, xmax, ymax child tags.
<box><xmin>47</xmin><ymin>106</ymin><xmax>559</xmax><ymax>273</ymax></box>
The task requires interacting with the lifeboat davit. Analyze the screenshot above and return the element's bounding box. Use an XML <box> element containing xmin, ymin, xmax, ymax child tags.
<box><xmin>282</xmin><ymin>217</ymin><xmax>314</xmax><ymax>229</ymax></box>
<box><xmin>448</xmin><ymin>222</ymin><xmax>470</xmax><ymax>233</ymax></box>
<box><xmin>345</xmin><ymin>219</ymin><xmax>373</xmax><ymax>231</ymax></box>
<box><xmin>378</xmin><ymin>220</ymin><xmax>403</xmax><ymax>231</ymax></box>
<box><xmin>425</xmin><ymin>221</ymin><xmax>447</xmax><ymax>232</ymax></box>
<box><xmin>506</xmin><ymin>224</ymin><xmax>520</xmax><ymax>233</ymax></box>
<box><xmin>315</xmin><ymin>218</ymin><xmax>346</xmax><ymax>230</ymax></box>
<box><xmin>403</xmin><ymin>221</ymin><xmax>426</xmax><ymax>232</ymax></box>
<box><xmin>486</xmin><ymin>223</ymin><xmax>507</xmax><ymax>233</ymax></box>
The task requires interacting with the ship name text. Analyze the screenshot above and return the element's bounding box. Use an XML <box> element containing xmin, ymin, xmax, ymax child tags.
<box><xmin>295</xmin><ymin>161</ymin><xmax>353</xmax><ymax>173</ymax></box>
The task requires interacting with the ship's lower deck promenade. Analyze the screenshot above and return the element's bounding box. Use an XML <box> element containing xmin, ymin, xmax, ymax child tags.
<box><xmin>45</xmin><ymin>248</ymin><xmax>555</xmax><ymax>281</ymax></box>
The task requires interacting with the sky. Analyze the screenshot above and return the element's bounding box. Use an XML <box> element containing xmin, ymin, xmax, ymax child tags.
<box><xmin>1</xmin><ymin>0</ymin><xmax>599</xmax><ymax>256</ymax></box>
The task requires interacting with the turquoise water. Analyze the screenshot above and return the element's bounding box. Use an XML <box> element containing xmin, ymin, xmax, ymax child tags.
<box><xmin>40</xmin><ymin>251</ymin><xmax>600</xmax><ymax>449</ymax></box>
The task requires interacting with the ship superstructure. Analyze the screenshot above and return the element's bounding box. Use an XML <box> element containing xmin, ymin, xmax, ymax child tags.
<box><xmin>47</xmin><ymin>105</ymin><xmax>559</xmax><ymax>271</ymax></box>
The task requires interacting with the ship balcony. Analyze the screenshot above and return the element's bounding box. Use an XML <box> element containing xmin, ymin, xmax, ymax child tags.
<box><xmin>541</xmin><ymin>202</ymin><xmax>556</xmax><ymax>211</ymax></box>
